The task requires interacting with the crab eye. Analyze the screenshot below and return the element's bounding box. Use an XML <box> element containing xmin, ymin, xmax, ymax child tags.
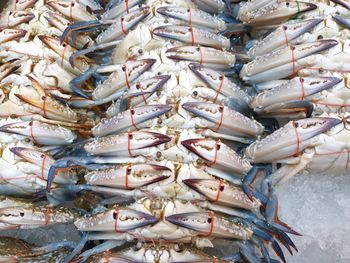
<box><xmin>282</xmin><ymin>26</ymin><xmax>287</xmax><ymax>31</ymax></box>
<box><xmin>286</xmin><ymin>2</ymin><xmax>289</xmax><ymax>6</ymax></box>
<box><xmin>192</xmin><ymin>91</ymin><xmax>198</xmax><ymax>97</ymax></box>
<box><xmin>207</xmin><ymin>217</ymin><xmax>212</xmax><ymax>224</ymax></box>
<box><xmin>156</xmin><ymin>151</ymin><xmax>162</xmax><ymax>159</ymax></box>
<box><xmin>130</xmin><ymin>109</ymin><xmax>135</xmax><ymax>115</ymax></box>
<box><xmin>138</xmin><ymin>49</ymin><xmax>143</xmax><ymax>55</ymax></box>
<box><xmin>216</xmin><ymin>143</ymin><xmax>221</xmax><ymax>150</ymax></box>
<box><xmin>220</xmin><ymin>185</ymin><xmax>224</xmax><ymax>191</ymax></box>
<box><xmin>126</xmin><ymin>167</ymin><xmax>132</xmax><ymax>174</ymax></box>
<box><xmin>20</xmin><ymin>212</ymin><xmax>24</xmax><ymax>217</ymax></box>
<box><xmin>317</xmin><ymin>35</ymin><xmax>323</xmax><ymax>40</ymax></box>
<box><xmin>113</xmin><ymin>212</ymin><xmax>117</xmax><ymax>219</ymax></box>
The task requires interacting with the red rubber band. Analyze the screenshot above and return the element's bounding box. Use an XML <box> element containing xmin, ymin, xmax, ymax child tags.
<box><xmin>123</xmin><ymin>65</ymin><xmax>130</xmax><ymax>89</ymax></box>
<box><xmin>70</xmin><ymin>3</ymin><xmax>73</xmax><ymax>20</ymax></box>
<box><xmin>127</xmin><ymin>131</ymin><xmax>133</xmax><ymax>157</ymax></box>
<box><xmin>290</xmin><ymin>46</ymin><xmax>296</xmax><ymax>75</ymax></box>
<box><xmin>130</xmin><ymin>109</ymin><xmax>138</xmax><ymax>130</ymax></box>
<box><xmin>215</xmin><ymin>180</ymin><xmax>223</xmax><ymax>202</ymax></box>
<box><xmin>120</xmin><ymin>16</ymin><xmax>127</xmax><ymax>35</ymax></box>
<box><xmin>105</xmin><ymin>250</ymin><xmax>111</xmax><ymax>263</ymax></box>
<box><xmin>41</xmin><ymin>154</ymin><xmax>48</xmax><ymax>180</ymax></box>
<box><xmin>125</xmin><ymin>163</ymin><xmax>131</xmax><ymax>188</ymax></box>
<box><xmin>291</xmin><ymin>121</ymin><xmax>301</xmax><ymax>155</ymax></box>
<box><xmin>114</xmin><ymin>207</ymin><xmax>120</xmax><ymax>232</ymax></box>
<box><xmin>282</xmin><ymin>26</ymin><xmax>289</xmax><ymax>47</ymax></box>
<box><xmin>299</xmin><ymin>77</ymin><xmax>305</xmax><ymax>100</ymax></box>
<box><xmin>45</xmin><ymin>207</ymin><xmax>51</xmax><ymax>225</ymax></box>
<box><xmin>10</xmin><ymin>251</ymin><xmax>22</xmax><ymax>263</ymax></box>
<box><xmin>125</xmin><ymin>0</ymin><xmax>129</xmax><ymax>14</ymax></box>
<box><xmin>188</xmin><ymin>9</ymin><xmax>194</xmax><ymax>46</ymax></box>
<box><xmin>208</xmin><ymin>141</ymin><xmax>219</xmax><ymax>166</ymax></box>
<box><xmin>207</xmin><ymin>211</ymin><xmax>215</xmax><ymax>236</ymax></box>
<box><xmin>215</xmin><ymin>105</ymin><xmax>224</xmax><ymax>131</ymax></box>
<box><xmin>137</xmin><ymin>83</ymin><xmax>148</xmax><ymax>104</ymax></box>
<box><xmin>29</xmin><ymin>121</ymin><xmax>37</xmax><ymax>144</ymax></box>
<box><xmin>198</xmin><ymin>45</ymin><xmax>203</xmax><ymax>64</ymax></box>
<box><xmin>42</xmin><ymin>96</ymin><xmax>47</xmax><ymax>118</ymax></box>
<box><xmin>61</xmin><ymin>44</ymin><xmax>68</xmax><ymax>67</ymax></box>
<box><xmin>213</xmin><ymin>74</ymin><xmax>224</xmax><ymax>103</ymax></box>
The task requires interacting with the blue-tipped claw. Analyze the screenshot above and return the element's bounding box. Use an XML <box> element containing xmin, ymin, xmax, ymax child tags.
<box><xmin>60</xmin><ymin>20</ymin><xmax>102</xmax><ymax>45</ymax></box>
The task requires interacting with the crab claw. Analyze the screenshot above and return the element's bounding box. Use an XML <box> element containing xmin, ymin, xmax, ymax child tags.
<box><xmin>331</xmin><ymin>0</ymin><xmax>350</xmax><ymax>10</ymax></box>
<box><xmin>0</xmin><ymin>59</ymin><xmax>21</xmax><ymax>81</ymax></box>
<box><xmin>85</xmin><ymin>131</ymin><xmax>171</xmax><ymax>156</ymax></box>
<box><xmin>10</xmin><ymin>147</ymin><xmax>78</xmax><ymax>184</ymax></box>
<box><xmin>74</xmin><ymin>208</ymin><xmax>158</xmax><ymax>232</ymax></box>
<box><xmin>3</xmin><ymin>11</ymin><xmax>35</xmax><ymax>28</ymax></box>
<box><xmin>181</xmin><ymin>138</ymin><xmax>252</xmax><ymax>174</ymax></box>
<box><xmin>38</xmin><ymin>35</ymin><xmax>91</xmax><ymax>72</ymax></box>
<box><xmin>92</xmin><ymin>104</ymin><xmax>171</xmax><ymax>137</ymax></box>
<box><xmin>241</xmin><ymin>40</ymin><xmax>338</xmax><ymax>81</ymax></box>
<box><xmin>333</xmin><ymin>15</ymin><xmax>350</xmax><ymax>29</ymax></box>
<box><xmin>0</xmin><ymin>206</ymin><xmax>76</xmax><ymax>227</ymax></box>
<box><xmin>92</xmin><ymin>59</ymin><xmax>156</xmax><ymax>100</ymax></box>
<box><xmin>245</xmin><ymin>117</ymin><xmax>342</xmax><ymax>163</ymax></box>
<box><xmin>166</xmin><ymin>46</ymin><xmax>236</xmax><ymax>70</ymax></box>
<box><xmin>247</xmin><ymin>19</ymin><xmax>323</xmax><ymax>58</ymax></box>
<box><xmin>12</xmin><ymin>0</ymin><xmax>38</xmax><ymax>11</ymax></box>
<box><xmin>238</xmin><ymin>1</ymin><xmax>317</xmax><ymax>26</ymax></box>
<box><xmin>166</xmin><ymin>212</ymin><xmax>253</xmax><ymax>240</ymax></box>
<box><xmin>0</xmin><ymin>28</ymin><xmax>27</xmax><ymax>44</ymax></box>
<box><xmin>251</xmin><ymin>76</ymin><xmax>342</xmax><ymax>116</ymax></box>
<box><xmin>188</xmin><ymin>63</ymin><xmax>247</xmax><ymax>100</ymax></box>
<box><xmin>153</xmin><ymin>25</ymin><xmax>230</xmax><ymax>50</ymax></box>
<box><xmin>0</xmin><ymin>121</ymin><xmax>77</xmax><ymax>146</ymax></box>
<box><xmin>183</xmin><ymin>178</ymin><xmax>261</xmax><ymax>210</ymax></box>
<box><xmin>156</xmin><ymin>6</ymin><xmax>226</xmax><ymax>31</ymax></box>
<box><xmin>96</xmin><ymin>6</ymin><xmax>150</xmax><ymax>44</ymax></box>
<box><xmin>85</xmin><ymin>163</ymin><xmax>172</xmax><ymax>189</ymax></box>
<box><xmin>15</xmin><ymin>75</ymin><xmax>80</xmax><ymax>123</ymax></box>
<box><xmin>182</xmin><ymin>102</ymin><xmax>264</xmax><ymax>137</ymax></box>
<box><xmin>46</xmin><ymin>1</ymin><xmax>95</xmax><ymax>21</ymax></box>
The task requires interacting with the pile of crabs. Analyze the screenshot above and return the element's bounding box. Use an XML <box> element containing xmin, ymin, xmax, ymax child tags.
<box><xmin>0</xmin><ymin>0</ymin><xmax>348</xmax><ymax>262</ymax></box>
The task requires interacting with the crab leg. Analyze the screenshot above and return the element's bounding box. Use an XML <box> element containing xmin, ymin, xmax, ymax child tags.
<box><xmin>0</xmin><ymin>59</ymin><xmax>21</xmax><ymax>81</ymax></box>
